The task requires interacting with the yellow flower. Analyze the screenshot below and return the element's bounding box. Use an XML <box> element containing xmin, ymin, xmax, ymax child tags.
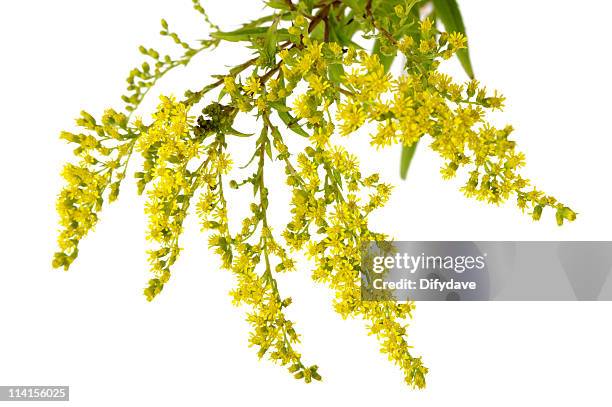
<box><xmin>307</xmin><ymin>74</ymin><xmax>330</xmax><ymax>98</ymax></box>
<box><xmin>448</xmin><ymin>32</ymin><xmax>467</xmax><ymax>49</ymax></box>
<box><xmin>292</xmin><ymin>94</ymin><xmax>311</xmax><ymax>119</ymax></box>
<box><xmin>420</xmin><ymin>18</ymin><xmax>433</xmax><ymax>34</ymax></box>
<box><xmin>337</xmin><ymin>102</ymin><xmax>366</xmax><ymax>136</ymax></box>
<box><xmin>243</xmin><ymin>76</ymin><xmax>261</xmax><ymax>95</ymax></box>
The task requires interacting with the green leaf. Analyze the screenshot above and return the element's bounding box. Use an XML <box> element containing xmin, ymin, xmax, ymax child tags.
<box><xmin>328</xmin><ymin>63</ymin><xmax>344</xmax><ymax>87</ymax></box>
<box><xmin>372</xmin><ymin>38</ymin><xmax>396</xmax><ymax>73</ymax></box>
<box><xmin>277</xmin><ymin>110</ymin><xmax>309</xmax><ymax>138</ymax></box>
<box><xmin>265</xmin><ymin>140</ymin><xmax>273</xmax><ymax>159</ymax></box>
<box><xmin>261</xmin><ymin>17</ymin><xmax>280</xmax><ymax>66</ymax></box>
<box><xmin>269</xmin><ymin>84</ymin><xmax>310</xmax><ymax>138</ymax></box>
<box><xmin>432</xmin><ymin>0</ymin><xmax>474</xmax><ymax>78</ymax></box>
<box><xmin>265</xmin><ymin>0</ymin><xmax>291</xmax><ymax>10</ymax></box>
<box><xmin>400</xmin><ymin>142</ymin><xmax>418</xmax><ymax>180</ymax></box>
<box><xmin>227</xmin><ymin>127</ymin><xmax>254</xmax><ymax>137</ymax></box>
<box><xmin>325</xmin><ymin>6</ymin><xmax>362</xmax><ymax>49</ymax></box>
<box><xmin>327</xmin><ymin>13</ymin><xmax>351</xmax><ymax>46</ymax></box>
<box><xmin>211</xmin><ymin>27</ymin><xmax>289</xmax><ymax>42</ymax></box>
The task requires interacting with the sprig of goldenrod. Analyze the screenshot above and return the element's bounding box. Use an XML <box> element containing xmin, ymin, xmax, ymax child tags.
<box><xmin>53</xmin><ymin>0</ymin><xmax>575</xmax><ymax>389</ymax></box>
<box><xmin>124</xmin><ymin>19</ymin><xmax>218</xmax><ymax>112</ymax></box>
<box><xmin>53</xmin><ymin>109</ymin><xmax>139</xmax><ymax>270</ymax></box>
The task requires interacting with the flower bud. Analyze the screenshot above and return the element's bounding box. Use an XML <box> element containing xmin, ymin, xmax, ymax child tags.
<box><xmin>532</xmin><ymin>205</ymin><xmax>543</xmax><ymax>221</ymax></box>
<box><xmin>555</xmin><ymin>209</ymin><xmax>564</xmax><ymax>226</ymax></box>
<box><xmin>560</xmin><ymin>206</ymin><xmax>576</xmax><ymax>222</ymax></box>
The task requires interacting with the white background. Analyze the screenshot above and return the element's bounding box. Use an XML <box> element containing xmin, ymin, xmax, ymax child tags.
<box><xmin>1</xmin><ymin>1</ymin><xmax>611</xmax><ymax>405</ymax></box>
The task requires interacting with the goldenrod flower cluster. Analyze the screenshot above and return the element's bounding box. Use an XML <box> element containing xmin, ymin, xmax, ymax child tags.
<box><xmin>138</xmin><ymin>96</ymin><xmax>201</xmax><ymax>300</ymax></box>
<box><xmin>53</xmin><ymin>0</ymin><xmax>575</xmax><ymax>390</ymax></box>
<box><xmin>54</xmin><ymin>110</ymin><xmax>137</xmax><ymax>270</ymax></box>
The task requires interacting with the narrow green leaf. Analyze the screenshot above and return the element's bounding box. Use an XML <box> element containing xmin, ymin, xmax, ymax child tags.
<box><xmin>400</xmin><ymin>142</ymin><xmax>418</xmax><ymax>180</ymax></box>
<box><xmin>265</xmin><ymin>0</ymin><xmax>291</xmax><ymax>10</ymax></box>
<box><xmin>328</xmin><ymin>63</ymin><xmax>344</xmax><ymax>87</ymax></box>
<box><xmin>277</xmin><ymin>110</ymin><xmax>309</xmax><ymax>138</ymax></box>
<box><xmin>372</xmin><ymin>38</ymin><xmax>396</xmax><ymax>73</ymax></box>
<box><xmin>270</xmin><ymin>86</ymin><xmax>310</xmax><ymax>138</ymax></box>
<box><xmin>264</xmin><ymin>18</ymin><xmax>279</xmax><ymax>58</ymax></box>
<box><xmin>327</xmin><ymin>8</ymin><xmax>363</xmax><ymax>49</ymax></box>
<box><xmin>211</xmin><ymin>27</ymin><xmax>289</xmax><ymax>42</ymax></box>
<box><xmin>227</xmin><ymin>127</ymin><xmax>254</xmax><ymax>137</ymax></box>
<box><xmin>328</xmin><ymin>15</ymin><xmax>351</xmax><ymax>46</ymax></box>
<box><xmin>432</xmin><ymin>0</ymin><xmax>474</xmax><ymax>78</ymax></box>
<box><xmin>260</xmin><ymin>17</ymin><xmax>280</xmax><ymax>66</ymax></box>
<box><xmin>265</xmin><ymin>140</ymin><xmax>273</xmax><ymax>159</ymax></box>
<box><xmin>269</xmin><ymin>101</ymin><xmax>288</xmax><ymax>112</ymax></box>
